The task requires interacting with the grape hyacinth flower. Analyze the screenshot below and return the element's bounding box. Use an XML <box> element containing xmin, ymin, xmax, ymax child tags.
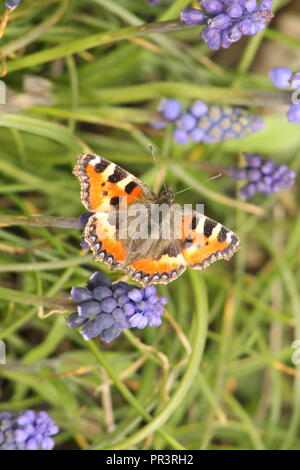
<box><xmin>67</xmin><ymin>272</ymin><xmax>167</xmax><ymax>343</ymax></box>
<box><xmin>287</xmin><ymin>104</ymin><xmax>300</xmax><ymax>124</ymax></box>
<box><xmin>154</xmin><ymin>99</ymin><xmax>264</xmax><ymax>145</ymax></box>
<box><xmin>269</xmin><ymin>67</ymin><xmax>293</xmax><ymax>89</ymax></box>
<box><xmin>269</xmin><ymin>67</ymin><xmax>300</xmax><ymax>124</ymax></box>
<box><xmin>181</xmin><ymin>1</ymin><xmax>273</xmax><ymax>51</ymax></box>
<box><xmin>0</xmin><ymin>410</ymin><xmax>59</xmax><ymax>450</ymax></box>
<box><xmin>229</xmin><ymin>153</ymin><xmax>296</xmax><ymax>199</ymax></box>
<box><xmin>5</xmin><ymin>0</ymin><xmax>21</xmax><ymax>7</ymax></box>
<box><xmin>269</xmin><ymin>66</ymin><xmax>300</xmax><ymax>90</ymax></box>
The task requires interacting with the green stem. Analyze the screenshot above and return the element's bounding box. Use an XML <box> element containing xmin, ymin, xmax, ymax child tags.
<box><xmin>7</xmin><ymin>20</ymin><xmax>195</xmax><ymax>73</ymax></box>
<box><xmin>88</xmin><ymin>83</ymin><xmax>292</xmax><ymax>107</ymax></box>
<box><xmin>265</xmin><ymin>28</ymin><xmax>300</xmax><ymax>50</ymax></box>
<box><xmin>91</xmin><ymin>272</ymin><xmax>208</xmax><ymax>450</ymax></box>
<box><xmin>87</xmin><ymin>339</ymin><xmax>184</xmax><ymax>450</ymax></box>
<box><xmin>0</xmin><ymin>255</ymin><xmax>92</xmax><ymax>272</ymax></box>
<box><xmin>0</xmin><ymin>215</ymin><xmax>82</xmax><ymax>230</ymax></box>
<box><xmin>0</xmin><ymin>285</ymin><xmax>76</xmax><ymax>312</ymax></box>
<box><xmin>225</xmin><ymin>392</ymin><xmax>265</xmax><ymax>450</ymax></box>
<box><xmin>2</xmin><ymin>0</ymin><xmax>69</xmax><ymax>56</ymax></box>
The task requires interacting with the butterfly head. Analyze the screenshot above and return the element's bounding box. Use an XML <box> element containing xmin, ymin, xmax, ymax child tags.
<box><xmin>158</xmin><ymin>186</ymin><xmax>175</xmax><ymax>205</ymax></box>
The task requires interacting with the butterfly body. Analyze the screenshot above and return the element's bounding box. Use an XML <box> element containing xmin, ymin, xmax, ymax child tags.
<box><xmin>74</xmin><ymin>153</ymin><xmax>240</xmax><ymax>285</ymax></box>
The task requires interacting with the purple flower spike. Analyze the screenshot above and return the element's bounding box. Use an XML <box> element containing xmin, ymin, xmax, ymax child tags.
<box><xmin>190</xmin><ymin>128</ymin><xmax>205</xmax><ymax>143</ymax></box>
<box><xmin>245</xmin><ymin>0</ymin><xmax>258</xmax><ymax>13</ymax></box>
<box><xmin>152</xmin><ymin>121</ymin><xmax>167</xmax><ymax>129</ymax></box>
<box><xmin>287</xmin><ymin>104</ymin><xmax>300</xmax><ymax>124</ymax></box>
<box><xmin>240</xmin><ymin>182</ymin><xmax>257</xmax><ymax>199</ymax></box>
<box><xmin>269</xmin><ymin>67</ymin><xmax>293</xmax><ymax>88</ymax></box>
<box><xmin>148</xmin><ymin>314</ymin><xmax>162</xmax><ymax>327</ymax></box>
<box><xmin>227</xmin><ymin>4</ymin><xmax>243</xmax><ymax>19</ymax></box>
<box><xmin>160</xmin><ymin>99</ymin><xmax>182</xmax><ymax>121</ymax></box>
<box><xmin>78</xmin><ymin>301</ymin><xmax>102</xmax><ymax>318</ymax></box>
<box><xmin>201</xmin><ymin>0</ymin><xmax>224</xmax><ymax>14</ymax></box>
<box><xmin>88</xmin><ymin>271</ymin><xmax>112</xmax><ymax>289</ymax></box>
<box><xmin>71</xmin><ymin>287</ymin><xmax>93</xmax><ymax>303</ymax></box>
<box><xmin>0</xmin><ymin>411</ymin><xmax>58</xmax><ymax>450</ymax></box>
<box><xmin>100</xmin><ymin>297</ymin><xmax>117</xmax><ymax>313</ymax></box>
<box><xmin>209</xmin><ymin>14</ymin><xmax>232</xmax><ymax>30</ymax></box>
<box><xmin>112</xmin><ymin>287</ymin><xmax>127</xmax><ymax>299</ymax></box>
<box><xmin>144</xmin><ymin>286</ymin><xmax>157</xmax><ymax>298</ymax></box>
<box><xmin>5</xmin><ymin>0</ymin><xmax>21</xmax><ymax>8</ymax></box>
<box><xmin>81</xmin><ymin>316</ymin><xmax>106</xmax><ymax>339</ymax></box>
<box><xmin>247</xmin><ymin>169</ymin><xmax>262</xmax><ymax>182</ymax></box>
<box><xmin>128</xmin><ymin>288</ymin><xmax>143</xmax><ymax>302</ymax></box>
<box><xmin>101</xmin><ymin>326</ymin><xmax>122</xmax><ymax>343</ymax></box>
<box><xmin>66</xmin><ymin>272</ymin><xmax>167</xmax><ymax>343</ymax></box>
<box><xmin>117</xmin><ymin>294</ymin><xmax>130</xmax><ymax>307</ymax></box>
<box><xmin>123</xmin><ymin>302</ymin><xmax>136</xmax><ymax>316</ymax></box>
<box><xmin>291</xmin><ymin>71</ymin><xmax>300</xmax><ymax>89</ymax></box>
<box><xmin>66</xmin><ymin>312</ymin><xmax>88</xmax><ymax>329</ymax></box>
<box><xmin>244</xmin><ymin>153</ymin><xmax>262</xmax><ymax>168</ymax></box>
<box><xmin>112</xmin><ymin>308</ymin><xmax>130</xmax><ymax>329</ymax></box>
<box><xmin>173</xmin><ymin>129</ymin><xmax>190</xmax><ymax>145</ymax></box>
<box><xmin>129</xmin><ymin>313</ymin><xmax>149</xmax><ymax>329</ymax></box>
<box><xmin>97</xmin><ymin>313</ymin><xmax>115</xmax><ymax>329</ymax></box>
<box><xmin>180</xmin><ymin>8</ymin><xmax>207</xmax><ymax>25</ymax></box>
<box><xmin>177</xmin><ymin>113</ymin><xmax>197</xmax><ymax>131</ymax></box>
<box><xmin>154</xmin><ymin>99</ymin><xmax>264</xmax><ymax>146</ymax></box>
<box><xmin>228</xmin><ymin>167</ymin><xmax>248</xmax><ymax>180</ymax></box>
<box><xmin>190</xmin><ymin>100</ymin><xmax>209</xmax><ymax>118</ymax></box>
<box><xmin>93</xmin><ymin>286</ymin><xmax>112</xmax><ymax>301</ymax></box>
<box><xmin>181</xmin><ymin>0</ymin><xmax>273</xmax><ymax>51</ymax></box>
<box><xmin>229</xmin><ymin>153</ymin><xmax>296</xmax><ymax>199</ymax></box>
<box><xmin>261</xmin><ymin>159</ymin><xmax>276</xmax><ymax>174</ymax></box>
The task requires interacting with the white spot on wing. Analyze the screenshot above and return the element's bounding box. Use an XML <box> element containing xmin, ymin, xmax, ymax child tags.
<box><xmin>226</xmin><ymin>232</ymin><xmax>232</xmax><ymax>243</ymax></box>
<box><xmin>102</xmin><ymin>163</ymin><xmax>116</xmax><ymax>180</ymax></box>
<box><xmin>195</xmin><ymin>215</ymin><xmax>205</xmax><ymax>235</ymax></box>
<box><xmin>117</xmin><ymin>175</ymin><xmax>133</xmax><ymax>190</ymax></box>
<box><xmin>89</xmin><ymin>155</ymin><xmax>101</xmax><ymax>165</ymax></box>
<box><xmin>211</xmin><ymin>223</ymin><xmax>222</xmax><ymax>240</ymax></box>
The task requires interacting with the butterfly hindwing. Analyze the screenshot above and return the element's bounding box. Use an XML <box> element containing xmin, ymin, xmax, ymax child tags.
<box><xmin>84</xmin><ymin>212</ymin><xmax>127</xmax><ymax>269</ymax></box>
<box><xmin>181</xmin><ymin>211</ymin><xmax>240</xmax><ymax>270</ymax></box>
<box><xmin>127</xmin><ymin>240</ymin><xmax>187</xmax><ymax>285</ymax></box>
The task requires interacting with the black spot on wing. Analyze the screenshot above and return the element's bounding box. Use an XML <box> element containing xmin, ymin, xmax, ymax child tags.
<box><xmin>110</xmin><ymin>196</ymin><xmax>121</xmax><ymax>207</ymax></box>
<box><xmin>217</xmin><ymin>227</ymin><xmax>228</xmax><ymax>243</ymax></box>
<box><xmin>125</xmin><ymin>181</ymin><xmax>138</xmax><ymax>194</ymax></box>
<box><xmin>189</xmin><ymin>214</ymin><xmax>200</xmax><ymax>231</ymax></box>
<box><xmin>95</xmin><ymin>159</ymin><xmax>110</xmax><ymax>173</ymax></box>
<box><xmin>204</xmin><ymin>219</ymin><xmax>217</xmax><ymax>238</ymax></box>
<box><xmin>108</xmin><ymin>166</ymin><xmax>127</xmax><ymax>183</ymax></box>
<box><xmin>231</xmin><ymin>234</ymin><xmax>239</xmax><ymax>246</ymax></box>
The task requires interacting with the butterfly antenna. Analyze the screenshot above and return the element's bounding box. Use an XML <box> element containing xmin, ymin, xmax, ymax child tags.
<box><xmin>148</xmin><ymin>144</ymin><xmax>168</xmax><ymax>193</ymax></box>
<box><xmin>174</xmin><ymin>173</ymin><xmax>223</xmax><ymax>196</ymax></box>
<box><xmin>206</xmin><ymin>173</ymin><xmax>223</xmax><ymax>182</ymax></box>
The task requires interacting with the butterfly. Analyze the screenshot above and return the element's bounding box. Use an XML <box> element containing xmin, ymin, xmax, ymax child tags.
<box><xmin>74</xmin><ymin>153</ymin><xmax>240</xmax><ymax>286</ymax></box>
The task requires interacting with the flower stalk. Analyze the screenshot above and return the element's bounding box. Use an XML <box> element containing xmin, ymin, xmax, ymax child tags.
<box><xmin>7</xmin><ymin>19</ymin><xmax>196</xmax><ymax>73</ymax></box>
<box><xmin>0</xmin><ymin>215</ymin><xmax>82</xmax><ymax>230</ymax></box>
<box><xmin>0</xmin><ymin>286</ymin><xmax>76</xmax><ymax>312</ymax></box>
